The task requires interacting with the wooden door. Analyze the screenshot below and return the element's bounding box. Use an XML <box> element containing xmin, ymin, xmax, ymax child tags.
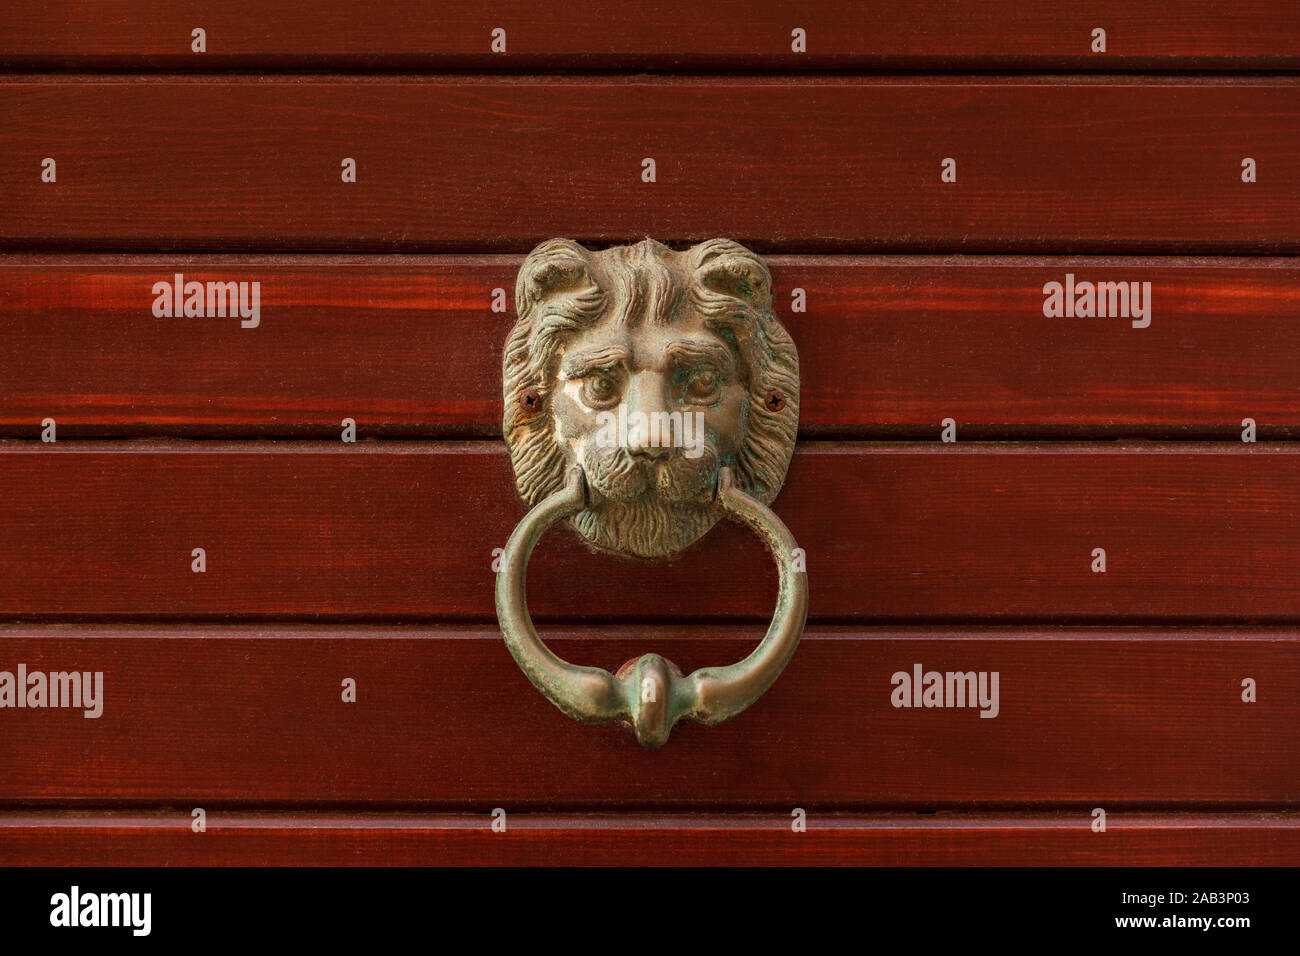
<box><xmin>1</xmin><ymin>1</ymin><xmax>1299</xmax><ymax>866</ymax></box>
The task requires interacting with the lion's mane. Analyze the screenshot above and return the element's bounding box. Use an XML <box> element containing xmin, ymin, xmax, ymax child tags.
<box><xmin>502</xmin><ymin>237</ymin><xmax>800</xmax><ymax>554</ymax></box>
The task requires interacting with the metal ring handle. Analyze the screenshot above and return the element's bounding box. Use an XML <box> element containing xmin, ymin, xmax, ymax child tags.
<box><xmin>495</xmin><ymin>464</ymin><xmax>809</xmax><ymax>748</ymax></box>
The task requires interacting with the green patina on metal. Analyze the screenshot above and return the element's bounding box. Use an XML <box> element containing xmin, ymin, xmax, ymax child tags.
<box><xmin>495</xmin><ymin>238</ymin><xmax>807</xmax><ymax>748</ymax></box>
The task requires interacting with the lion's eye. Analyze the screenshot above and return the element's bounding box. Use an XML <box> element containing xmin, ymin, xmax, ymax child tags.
<box><xmin>582</xmin><ymin>374</ymin><xmax>621</xmax><ymax>408</ymax></box>
<box><xmin>684</xmin><ymin>370</ymin><xmax>720</xmax><ymax>403</ymax></box>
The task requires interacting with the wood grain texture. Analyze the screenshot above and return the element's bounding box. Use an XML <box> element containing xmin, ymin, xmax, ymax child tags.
<box><xmin>1</xmin><ymin>442</ymin><xmax>1299</xmax><ymax>622</ymax></box>
<box><xmin>0</xmin><ymin>626</ymin><xmax>1293</xmax><ymax>806</ymax></box>
<box><xmin>1</xmin><ymin>2</ymin><xmax>1297</xmax><ymax>71</ymax></box>
<box><xmin>4</xmin><ymin>255</ymin><xmax>1299</xmax><ymax>438</ymax></box>
<box><xmin>5</xmin><ymin>14</ymin><xmax>1293</xmax><ymax>864</ymax></box>
<box><xmin>1</xmin><ymin>811</ymin><xmax>1295</xmax><ymax>866</ymax></box>
<box><xmin>1</xmin><ymin>78</ymin><xmax>1297</xmax><ymax>252</ymax></box>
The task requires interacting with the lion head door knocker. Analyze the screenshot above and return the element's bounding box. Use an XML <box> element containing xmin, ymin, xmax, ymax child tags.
<box><xmin>496</xmin><ymin>238</ymin><xmax>807</xmax><ymax>748</ymax></box>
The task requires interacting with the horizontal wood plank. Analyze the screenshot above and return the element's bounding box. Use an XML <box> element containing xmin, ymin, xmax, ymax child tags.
<box><xmin>1</xmin><ymin>811</ymin><xmax>1295</xmax><ymax>865</ymax></box>
<box><xmin>4</xmin><ymin>256</ymin><xmax>1299</xmax><ymax>438</ymax></box>
<box><xmin>1</xmin><ymin>2</ymin><xmax>1297</xmax><ymax>71</ymax></box>
<box><xmin>0</xmin><ymin>626</ymin><xmax>1293</xmax><ymax>806</ymax></box>
<box><xmin>1</xmin><ymin>442</ymin><xmax>1299</xmax><ymax>622</ymax></box>
<box><xmin>1</xmin><ymin>78</ymin><xmax>1297</xmax><ymax>252</ymax></box>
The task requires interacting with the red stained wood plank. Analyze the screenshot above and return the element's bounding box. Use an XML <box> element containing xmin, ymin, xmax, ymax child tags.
<box><xmin>1</xmin><ymin>811</ymin><xmax>1295</xmax><ymax>866</ymax></box>
<box><xmin>1</xmin><ymin>2</ymin><xmax>1297</xmax><ymax>71</ymax></box>
<box><xmin>4</xmin><ymin>256</ymin><xmax>1299</xmax><ymax>438</ymax></box>
<box><xmin>0</xmin><ymin>442</ymin><xmax>1298</xmax><ymax>622</ymax></box>
<box><xmin>0</xmin><ymin>626</ymin><xmax>1293</xmax><ymax>806</ymax></box>
<box><xmin>1</xmin><ymin>78</ymin><xmax>1296</xmax><ymax>252</ymax></box>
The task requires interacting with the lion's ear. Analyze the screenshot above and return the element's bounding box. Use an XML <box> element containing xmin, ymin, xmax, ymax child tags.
<box><xmin>515</xmin><ymin>239</ymin><xmax>596</xmax><ymax>313</ymax></box>
<box><xmin>690</xmin><ymin>239</ymin><xmax>773</xmax><ymax>314</ymax></box>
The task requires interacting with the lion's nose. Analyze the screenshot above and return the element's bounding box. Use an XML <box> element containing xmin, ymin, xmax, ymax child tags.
<box><xmin>625</xmin><ymin>373</ymin><xmax>673</xmax><ymax>458</ymax></box>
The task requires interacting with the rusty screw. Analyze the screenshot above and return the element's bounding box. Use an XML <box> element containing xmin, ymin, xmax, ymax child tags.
<box><xmin>764</xmin><ymin>389</ymin><xmax>786</xmax><ymax>413</ymax></box>
<box><xmin>518</xmin><ymin>387</ymin><xmax>542</xmax><ymax>414</ymax></box>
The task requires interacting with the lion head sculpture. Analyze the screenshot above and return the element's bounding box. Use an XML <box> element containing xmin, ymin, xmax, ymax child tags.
<box><xmin>502</xmin><ymin>238</ymin><xmax>800</xmax><ymax>558</ymax></box>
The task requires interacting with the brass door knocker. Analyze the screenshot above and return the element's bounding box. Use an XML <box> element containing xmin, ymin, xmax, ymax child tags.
<box><xmin>496</xmin><ymin>238</ymin><xmax>807</xmax><ymax>748</ymax></box>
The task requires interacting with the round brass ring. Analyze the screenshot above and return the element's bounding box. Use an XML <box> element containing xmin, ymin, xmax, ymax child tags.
<box><xmin>494</xmin><ymin>465</ymin><xmax>809</xmax><ymax>748</ymax></box>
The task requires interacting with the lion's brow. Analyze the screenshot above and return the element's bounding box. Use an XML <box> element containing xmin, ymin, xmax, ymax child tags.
<box><xmin>561</xmin><ymin>345</ymin><xmax>631</xmax><ymax>378</ymax></box>
<box><xmin>664</xmin><ymin>339</ymin><xmax>733</xmax><ymax>374</ymax></box>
